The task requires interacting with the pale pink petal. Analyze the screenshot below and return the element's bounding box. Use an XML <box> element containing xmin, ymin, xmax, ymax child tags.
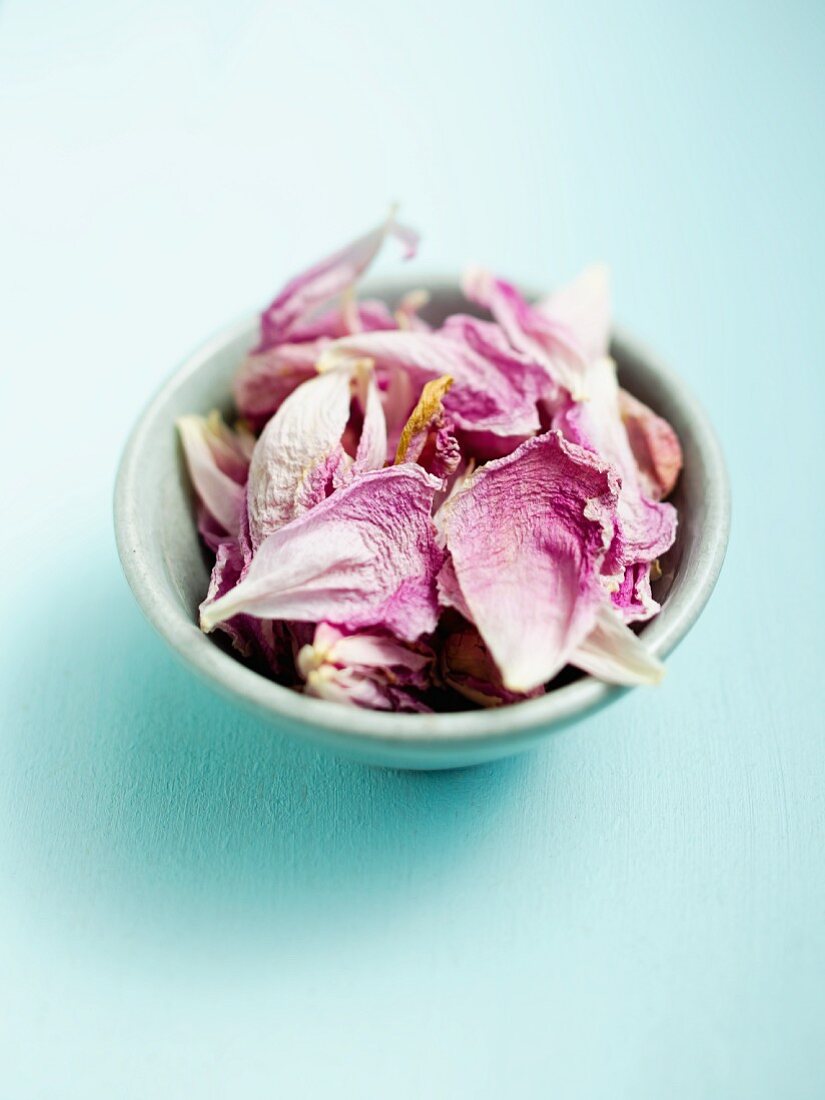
<box><xmin>353</xmin><ymin>371</ymin><xmax>389</xmax><ymax>473</ymax></box>
<box><xmin>177</xmin><ymin>413</ymin><xmax>248</xmax><ymax>536</ymax></box>
<box><xmin>297</xmin><ymin>623</ymin><xmax>433</xmax><ymax>711</ymax></box>
<box><xmin>571</xmin><ymin>604</ymin><xmax>664</xmax><ymax>685</ymax></box>
<box><xmin>440</xmin><ymin>431</ymin><xmax>619</xmax><ymax>693</ymax></box>
<box><xmin>201</xmin><ymin>465</ymin><xmax>443</xmax><ymax>642</ymax></box>
<box><xmin>286</xmin><ymin>298</ymin><xmax>397</xmax><ymax>343</ymax></box>
<box><xmin>537</xmin><ymin>263</ymin><xmax>611</xmax><ymax>365</ymax></box>
<box><xmin>233</xmin><ymin>341</ymin><xmax>324</xmax><ymax>429</ymax></box>
<box><xmin>246</xmin><ymin>369</ymin><xmax>354</xmax><ymax>549</ymax></box>
<box><xmin>619</xmin><ymin>387</ymin><xmax>683</xmax><ymax>500</ymax></box>
<box><xmin>461</xmin><ymin>267</ymin><xmax>587</xmax><ymax>398</ymax></box>
<box><xmin>259</xmin><ymin>210</ymin><xmax>418</xmax><ymax>348</ymax></box>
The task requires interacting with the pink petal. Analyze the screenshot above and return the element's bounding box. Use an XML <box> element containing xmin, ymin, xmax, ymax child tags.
<box><xmin>618</xmin><ymin>387</ymin><xmax>683</xmax><ymax>500</ymax></box>
<box><xmin>394</xmin><ymin>375</ymin><xmax>460</xmax><ymax>480</ymax></box>
<box><xmin>201</xmin><ymin>465</ymin><xmax>443</xmax><ymax>642</ymax></box>
<box><xmin>553</xmin><ymin>358</ymin><xmax>677</xmax><ymax>588</ymax></box>
<box><xmin>439</xmin><ymin>431</ymin><xmax>619</xmax><ymax>692</ymax></box>
<box><xmin>297</xmin><ymin>623</ymin><xmax>433</xmax><ymax>711</ymax></box>
<box><xmin>235</xmin><ymin>303</ymin><xmax>404</xmax><ymax>428</ymax></box>
<box><xmin>537</xmin><ymin>263</ymin><xmax>612</xmax><ymax>365</ymax></box>
<box><xmin>259</xmin><ymin>210</ymin><xmax>418</xmax><ymax>349</ymax></box>
<box><xmin>461</xmin><ymin>267</ymin><xmax>587</xmax><ymax>398</ymax></box>
<box><xmin>319</xmin><ymin>328</ymin><xmax>542</xmax><ymax>444</ymax></box>
<box><xmin>233</xmin><ymin>341</ymin><xmax>327</xmax><ymax>428</ymax></box>
<box><xmin>246</xmin><ymin>369</ymin><xmax>354</xmax><ymax>549</ymax></box>
<box><xmin>353</xmin><ymin>371</ymin><xmax>389</xmax><ymax>473</ymax></box>
<box><xmin>612</xmin><ymin>560</ymin><xmax>660</xmax><ymax>623</ymax></box>
<box><xmin>286</xmin><ymin>298</ymin><xmax>397</xmax><ymax>343</ymax></box>
<box><xmin>176</xmin><ymin>412</ymin><xmax>250</xmax><ymax>536</ymax></box>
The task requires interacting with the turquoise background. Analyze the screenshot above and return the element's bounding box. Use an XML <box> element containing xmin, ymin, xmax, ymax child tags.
<box><xmin>2</xmin><ymin>1</ymin><xmax>823</xmax><ymax>1096</ymax></box>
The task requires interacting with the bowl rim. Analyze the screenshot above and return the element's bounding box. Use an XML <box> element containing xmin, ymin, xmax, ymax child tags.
<box><xmin>114</xmin><ymin>275</ymin><xmax>731</xmax><ymax>753</ymax></box>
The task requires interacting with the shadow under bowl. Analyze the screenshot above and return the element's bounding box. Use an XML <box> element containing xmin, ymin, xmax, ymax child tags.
<box><xmin>114</xmin><ymin>277</ymin><xmax>730</xmax><ymax>769</ymax></box>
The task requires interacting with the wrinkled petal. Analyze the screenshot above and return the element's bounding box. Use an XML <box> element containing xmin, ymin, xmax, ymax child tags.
<box><xmin>462</xmin><ymin>267</ymin><xmax>587</xmax><ymax>398</ymax></box>
<box><xmin>394</xmin><ymin>375</ymin><xmax>460</xmax><ymax>479</ymax></box>
<box><xmin>319</xmin><ymin>328</ymin><xmax>542</xmax><ymax>445</ymax></box>
<box><xmin>297</xmin><ymin>623</ymin><xmax>433</xmax><ymax>711</ymax></box>
<box><xmin>618</xmin><ymin>387</ymin><xmax>683</xmax><ymax>500</ymax></box>
<box><xmin>259</xmin><ymin>209</ymin><xmax>417</xmax><ymax>349</ymax></box>
<box><xmin>440</xmin><ymin>431</ymin><xmax>619</xmax><ymax>693</ymax></box>
<box><xmin>233</xmin><ymin>341</ymin><xmax>325</xmax><ymax>429</ymax></box>
<box><xmin>201</xmin><ymin>465</ymin><xmax>443</xmax><ymax>642</ymax></box>
<box><xmin>571</xmin><ymin>604</ymin><xmax>664</xmax><ymax>685</ymax></box>
<box><xmin>553</xmin><ymin>357</ymin><xmax>677</xmax><ymax>587</ymax></box>
<box><xmin>200</xmin><ymin>537</ymin><xmax>252</xmax><ymax>656</ymax></box>
<box><xmin>198</xmin><ymin>534</ymin><xmax>298</xmax><ymax>681</ymax></box>
<box><xmin>246</xmin><ymin>368</ymin><xmax>354</xmax><ymax>549</ymax></box>
<box><xmin>537</xmin><ymin>263</ymin><xmax>611</xmax><ymax>365</ymax></box>
<box><xmin>177</xmin><ymin>412</ymin><xmax>250</xmax><ymax>536</ymax></box>
<box><xmin>440</xmin><ymin>618</ymin><xmax>544</xmax><ymax>707</ymax></box>
<box><xmin>612</xmin><ymin>560</ymin><xmax>660</xmax><ymax>623</ymax></box>
<box><xmin>246</xmin><ymin>363</ymin><xmax>388</xmax><ymax>550</ymax></box>
<box><xmin>235</xmin><ymin>302</ymin><xmax>403</xmax><ymax>428</ymax></box>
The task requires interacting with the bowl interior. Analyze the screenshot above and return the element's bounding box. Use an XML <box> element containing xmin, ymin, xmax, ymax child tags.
<box><xmin>116</xmin><ymin>279</ymin><xmax>728</xmax><ymax>767</ymax></box>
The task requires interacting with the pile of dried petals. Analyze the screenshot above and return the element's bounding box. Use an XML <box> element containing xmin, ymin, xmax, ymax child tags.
<box><xmin>178</xmin><ymin>211</ymin><xmax>682</xmax><ymax>712</ymax></box>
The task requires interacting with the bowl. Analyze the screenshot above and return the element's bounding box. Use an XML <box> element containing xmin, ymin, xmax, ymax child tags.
<box><xmin>114</xmin><ymin>277</ymin><xmax>730</xmax><ymax>769</ymax></box>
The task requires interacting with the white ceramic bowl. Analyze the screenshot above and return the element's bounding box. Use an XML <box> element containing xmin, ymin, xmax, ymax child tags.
<box><xmin>114</xmin><ymin>278</ymin><xmax>730</xmax><ymax>769</ymax></box>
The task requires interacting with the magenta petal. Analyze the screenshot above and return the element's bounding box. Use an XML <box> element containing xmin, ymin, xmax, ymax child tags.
<box><xmin>201</xmin><ymin>465</ymin><xmax>443</xmax><ymax>642</ymax></box>
<box><xmin>440</xmin><ymin>431</ymin><xmax>619</xmax><ymax>692</ymax></box>
<box><xmin>612</xmin><ymin>560</ymin><xmax>661</xmax><ymax>623</ymax></box>
<box><xmin>259</xmin><ymin>210</ymin><xmax>418</xmax><ymax>349</ymax></box>
<box><xmin>553</xmin><ymin>358</ymin><xmax>677</xmax><ymax>584</ymax></box>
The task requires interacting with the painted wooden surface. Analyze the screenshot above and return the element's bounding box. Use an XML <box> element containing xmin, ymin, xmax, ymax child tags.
<box><xmin>1</xmin><ymin>1</ymin><xmax>823</xmax><ymax>1096</ymax></box>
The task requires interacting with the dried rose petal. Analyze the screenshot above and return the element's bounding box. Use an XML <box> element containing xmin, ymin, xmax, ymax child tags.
<box><xmin>619</xmin><ymin>387</ymin><xmax>683</xmax><ymax>501</ymax></box>
<box><xmin>297</xmin><ymin>623</ymin><xmax>433</xmax><ymax>711</ymax></box>
<box><xmin>394</xmin><ymin>375</ymin><xmax>461</xmax><ymax>480</ymax></box>
<box><xmin>246</xmin><ymin>365</ymin><xmax>387</xmax><ymax>550</ymax></box>
<box><xmin>258</xmin><ymin>209</ymin><xmax>417</xmax><ymax>350</ymax></box>
<box><xmin>201</xmin><ymin>464</ymin><xmax>443</xmax><ymax>642</ymax></box>
<box><xmin>439</xmin><ymin>431</ymin><xmax>619</xmax><ymax>693</ymax></box>
<box><xmin>176</xmin><ymin>411</ymin><xmax>253</xmax><ymax>537</ymax></box>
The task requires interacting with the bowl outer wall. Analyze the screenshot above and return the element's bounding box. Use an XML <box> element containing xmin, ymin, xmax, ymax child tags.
<box><xmin>113</xmin><ymin>276</ymin><xmax>731</xmax><ymax>769</ymax></box>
